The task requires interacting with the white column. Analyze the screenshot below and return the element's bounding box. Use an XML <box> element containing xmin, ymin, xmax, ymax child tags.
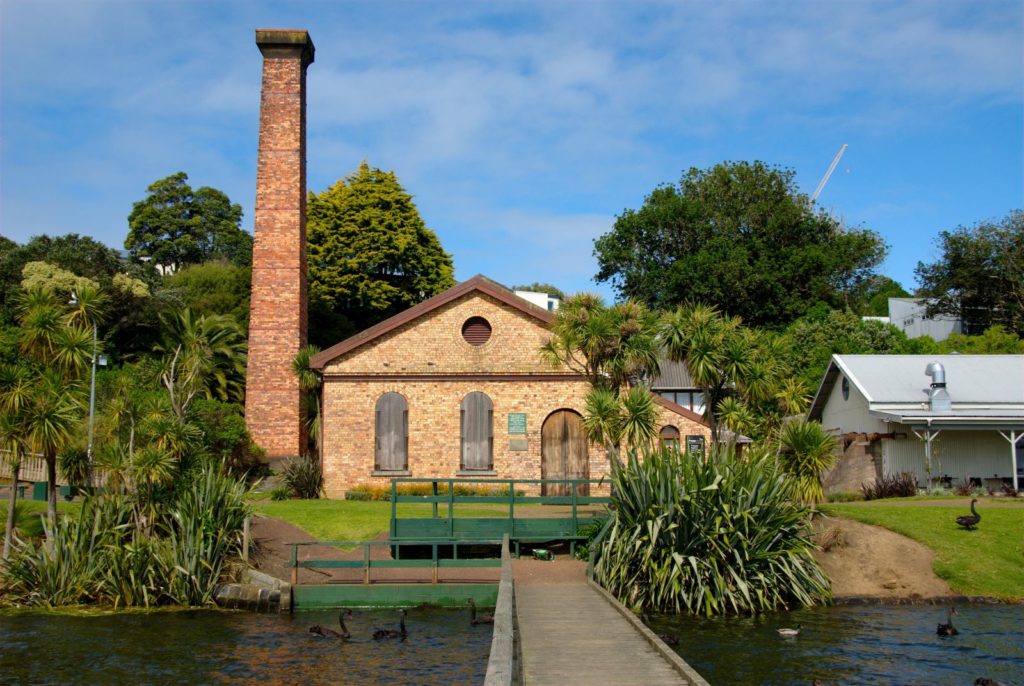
<box><xmin>997</xmin><ymin>430</ymin><xmax>1022</xmax><ymax>492</ymax></box>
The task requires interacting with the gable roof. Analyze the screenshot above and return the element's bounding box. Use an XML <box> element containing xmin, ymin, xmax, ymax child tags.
<box><xmin>309</xmin><ymin>275</ymin><xmax>555</xmax><ymax>369</ymax></box>
<box><xmin>808</xmin><ymin>354</ymin><xmax>1024</xmax><ymax>422</ymax></box>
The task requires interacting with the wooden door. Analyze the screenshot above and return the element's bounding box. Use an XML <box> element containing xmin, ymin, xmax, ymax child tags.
<box><xmin>375</xmin><ymin>392</ymin><xmax>408</xmax><ymax>471</ymax></box>
<box><xmin>541</xmin><ymin>410</ymin><xmax>589</xmax><ymax>496</ymax></box>
<box><xmin>461</xmin><ymin>392</ymin><xmax>493</xmax><ymax>470</ymax></box>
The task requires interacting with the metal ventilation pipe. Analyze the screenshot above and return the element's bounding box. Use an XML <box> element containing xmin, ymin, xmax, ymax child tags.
<box><xmin>925</xmin><ymin>362</ymin><xmax>951</xmax><ymax>412</ymax></box>
<box><xmin>925</xmin><ymin>362</ymin><xmax>946</xmax><ymax>387</ymax></box>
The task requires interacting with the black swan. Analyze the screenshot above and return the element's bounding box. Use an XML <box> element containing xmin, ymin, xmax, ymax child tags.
<box><xmin>936</xmin><ymin>607</ymin><xmax>958</xmax><ymax>636</ymax></box>
<box><xmin>639</xmin><ymin>611</ymin><xmax>679</xmax><ymax>646</ymax></box>
<box><xmin>373</xmin><ymin>609</ymin><xmax>408</xmax><ymax>639</ymax></box>
<box><xmin>309</xmin><ymin>609</ymin><xmax>352</xmax><ymax>638</ymax></box>
<box><xmin>467</xmin><ymin>598</ymin><xmax>494</xmax><ymax>626</ymax></box>
<box><xmin>777</xmin><ymin>623</ymin><xmax>802</xmax><ymax>637</ymax></box>
<box><xmin>956</xmin><ymin>499</ymin><xmax>981</xmax><ymax>531</ymax></box>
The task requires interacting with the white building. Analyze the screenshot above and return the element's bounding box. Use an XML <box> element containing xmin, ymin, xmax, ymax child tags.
<box><xmin>864</xmin><ymin>298</ymin><xmax>963</xmax><ymax>342</ymax></box>
<box><xmin>513</xmin><ymin>290</ymin><xmax>560</xmax><ymax>312</ymax></box>
<box><xmin>808</xmin><ymin>354</ymin><xmax>1024</xmax><ymax>492</ymax></box>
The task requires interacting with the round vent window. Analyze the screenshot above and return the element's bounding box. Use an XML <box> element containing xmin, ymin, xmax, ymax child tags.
<box><xmin>462</xmin><ymin>316</ymin><xmax>492</xmax><ymax>346</ymax></box>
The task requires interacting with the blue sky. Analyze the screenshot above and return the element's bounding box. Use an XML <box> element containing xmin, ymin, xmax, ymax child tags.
<box><xmin>2</xmin><ymin>1</ymin><xmax>1021</xmax><ymax>301</ymax></box>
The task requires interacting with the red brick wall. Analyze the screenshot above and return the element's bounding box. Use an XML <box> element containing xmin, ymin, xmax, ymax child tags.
<box><xmin>246</xmin><ymin>31</ymin><xmax>314</xmax><ymax>459</ymax></box>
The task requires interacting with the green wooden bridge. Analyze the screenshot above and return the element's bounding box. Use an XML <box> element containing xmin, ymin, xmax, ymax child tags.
<box><xmin>388</xmin><ymin>477</ymin><xmax>609</xmax><ymax>556</ymax></box>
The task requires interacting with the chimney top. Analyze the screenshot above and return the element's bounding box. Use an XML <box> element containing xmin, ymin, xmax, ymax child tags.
<box><xmin>255</xmin><ymin>29</ymin><xmax>315</xmax><ymax>65</ymax></box>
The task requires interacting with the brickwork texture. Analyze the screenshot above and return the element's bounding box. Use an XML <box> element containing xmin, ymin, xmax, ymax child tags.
<box><xmin>245</xmin><ymin>30</ymin><xmax>314</xmax><ymax>458</ymax></box>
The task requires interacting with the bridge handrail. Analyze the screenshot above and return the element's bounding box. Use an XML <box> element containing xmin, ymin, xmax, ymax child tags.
<box><xmin>484</xmin><ymin>534</ymin><xmax>514</xmax><ymax>686</ymax></box>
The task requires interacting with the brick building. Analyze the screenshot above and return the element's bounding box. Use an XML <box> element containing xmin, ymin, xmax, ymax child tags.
<box><xmin>309</xmin><ymin>275</ymin><xmax>710</xmax><ymax>497</ymax></box>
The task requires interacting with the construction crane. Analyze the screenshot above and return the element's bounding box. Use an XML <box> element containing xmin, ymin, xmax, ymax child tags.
<box><xmin>811</xmin><ymin>143</ymin><xmax>848</xmax><ymax>202</ymax></box>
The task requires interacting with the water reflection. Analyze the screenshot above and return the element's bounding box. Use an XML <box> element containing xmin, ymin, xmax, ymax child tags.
<box><xmin>0</xmin><ymin>607</ymin><xmax>491</xmax><ymax>686</ymax></box>
<box><xmin>648</xmin><ymin>604</ymin><xmax>1024</xmax><ymax>686</ymax></box>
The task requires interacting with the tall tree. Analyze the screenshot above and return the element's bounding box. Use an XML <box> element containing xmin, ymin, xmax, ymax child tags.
<box><xmin>162</xmin><ymin>261</ymin><xmax>251</xmax><ymax>332</ymax></box>
<box><xmin>594</xmin><ymin>161</ymin><xmax>887</xmax><ymax>328</ymax></box>
<box><xmin>541</xmin><ymin>295</ymin><xmax>661</xmax><ymax>463</ymax></box>
<box><xmin>915</xmin><ymin>210</ymin><xmax>1023</xmax><ymax>336</ymax></box>
<box><xmin>125</xmin><ymin>172</ymin><xmax>251</xmax><ymax>273</ymax></box>
<box><xmin>307</xmin><ymin>162</ymin><xmax>455</xmax><ymax>346</ymax></box>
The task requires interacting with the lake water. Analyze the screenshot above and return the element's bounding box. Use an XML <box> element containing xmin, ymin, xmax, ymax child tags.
<box><xmin>0</xmin><ymin>607</ymin><xmax>491</xmax><ymax>685</ymax></box>
<box><xmin>648</xmin><ymin>603</ymin><xmax>1024</xmax><ymax>686</ymax></box>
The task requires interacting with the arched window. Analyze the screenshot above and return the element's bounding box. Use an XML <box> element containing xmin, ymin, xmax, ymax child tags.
<box><xmin>659</xmin><ymin>425</ymin><xmax>681</xmax><ymax>451</ymax></box>
<box><xmin>461</xmin><ymin>392</ymin><xmax>493</xmax><ymax>470</ymax></box>
<box><xmin>375</xmin><ymin>392</ymin><xmax>408</xmax><ymax>472</ymax></box>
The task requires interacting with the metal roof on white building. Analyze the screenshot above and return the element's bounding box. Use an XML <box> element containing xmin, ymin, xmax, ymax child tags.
<box><xmin>809</xmin><ymin>354</ymin><xmax>1024</xmax><ymax>424</ymax></box>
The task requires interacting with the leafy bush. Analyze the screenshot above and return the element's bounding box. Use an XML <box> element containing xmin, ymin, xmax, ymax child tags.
<box><xmin>344</xmin><ymin>482</ymin><xmax>525</xmax><ymax>501</ymax></box>
<box><xmin>281</xmin><ymin>454</ymin><xmax>323</xmax><ymax>499</ymax></box>
<box><xmin>269</xmin><ymin>486</ymin><xmax>290</xmax><ymax>501</ymax></box>
<box><xmin>594</xmin><ymin>446</ymin><xmax>830</xmax><ymax>616</ymax></box>
<box><xmin>826</xmin><ymin>491</ymin><xmax>864</xmax><ymax>503</ymax></box>
<box><xmin>861</xmin><ymin>472</ymin><xmax>917</xmax><ymax>500</ymax></box>
<box><xmin>58</xmin><ymin>447</ymin><xmax>91</xmax><ymax>487</ymax></box>
<box><xmin>778</xmin><ymin>420</ymin><xmax>838</xmax><ymax>504</ymax></box>
<box><xmin>1</xmin><ymin>464</ymin><xmax>250</xmax><ymax>608</ymax></box>
<box><xmin>573</xmin><ymin>514</ymin><xmax>610</xmax><ymax>561</ymax></box>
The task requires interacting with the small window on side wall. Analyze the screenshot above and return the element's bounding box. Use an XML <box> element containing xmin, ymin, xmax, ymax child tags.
<box><xmin>685</xmin><ymin>435</ymin><xmax>705</xmax><ymax>457</ymax></box>
<box><xmin>659</xmin><ymin>425</ymin><xmax>681</xmax><ymax>451</ymax></box>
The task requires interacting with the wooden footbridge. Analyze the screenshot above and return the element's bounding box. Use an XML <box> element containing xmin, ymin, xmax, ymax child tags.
<box><xmin>515</xmin><ymin>582</ymin><xmax>708</xmax><ymax>685</ymax></box>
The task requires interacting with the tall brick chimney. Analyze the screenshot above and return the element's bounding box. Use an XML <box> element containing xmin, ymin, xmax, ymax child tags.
<box><xmin>246</xmin><ymin>29</ymin><xmax>314</xmax><ymax>458</ymax></box>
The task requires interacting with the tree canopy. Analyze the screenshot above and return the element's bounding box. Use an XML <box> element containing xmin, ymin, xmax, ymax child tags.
<box><xmin>307</xmin><ymin>162</ymin><xmax>455</xmax><ymax>346</ymax></box>
<box><xmin>510</xmin><ymin>282</ymin><xmax>567</xmax><ymax>300</ymax></box>
<box><xmin>125</xmin><ymin>172</ymin><xmax>251</xmax><ymax>273</ymax></box>
<box><xmin>915</xmin><ymin>209</ymin><xmax>1023</xmax><ymax>336</ymax></box>
<box><xmin>594</xmin><ymin>161</ymin><xmax>887</xmax><ymax>328</ymax></box>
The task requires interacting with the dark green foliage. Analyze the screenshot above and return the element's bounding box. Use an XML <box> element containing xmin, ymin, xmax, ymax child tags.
<box><xmin>857</xmin><ymin>275</ymin><xmax>910</xmax><ymax>316</ymax></box>
<box><xmin>57</xmin><ymin>447</ymin><xmax>90</xmax><ymax>487</ymax></box>
<box><xmin>573</xmin><ymin>514</ymin><xmax>610</xmax><ymax>561</ymax></box>
<box><xmin>0</xmin><ymin>234</ymin><xmax>158</xmax><ymax>354</ymax></box>
<box><xmin>269</xmin><ymin>487</ymin><xmax>290</xmax><ymax>501</ymax></box>
<box><xmin>162</xmin><ymin>261</ymin><xmax>251</xmax><ymax>332</ymax></box>
<box><xmin>188</xmin><ymin>398</ymin><xmax>264</xmax><ymax>475</ymax></box>
<box><xmin>125</xmin><ymin>172</ymin><xmax>251</xmax><ymax>272</ymax></box>
<box><xmin>594</xmin><ymin>446</ymin><xmax>830</xmax><ymax>616</ymax></box>
<box><xmin>281</xmin><ymin>454</ymin><xmax>323</xmax><ymax>499</ymax></box>
<box><xmin>594</xmin><ymin>161</ymin><xmax>887</xmax><ymax>328</ymax></box>
<box><xmin>937</xmin><ymin>326</ymin><xmax>1024</xmax><ymax>354</ymax></box>
<box><xmin>861</xmin><ymin>472</ymin><xmax>917</xmax><ymax>500</ymax></box>
<box><xmin>307</xmin><ymin>162</ymin><xmax>455</xmax><ymax>346</ymax></box>
<box><xmin>783</xmin><ymin>307</ymin><xmax>914</xmax><ymax>391</ymax></box>
<box><xmin>915</xmin><ymin>210</ymin><xmax>1023</xmax><ymax>336</ymax></box>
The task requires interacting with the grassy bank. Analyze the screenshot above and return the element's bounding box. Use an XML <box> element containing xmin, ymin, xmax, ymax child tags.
<box><xmin>822</xmin><ymin>500</ymin><xmax>1024</xmax><ymax>601</ymax></box>
<box><xmin>254</xmin><ymin>499</ymin><xmax>521</xmax><ymax>542</ymax></box>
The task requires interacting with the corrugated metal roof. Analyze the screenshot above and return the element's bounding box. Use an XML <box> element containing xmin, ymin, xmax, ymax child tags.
<box><xmin>836</xmin><ymin>354</ymin><xmax>1024</xmax><ymax>406</ymax></box>
<box><xmin>650</xmin><ymin>359</ymin><xmax>696</xmax><ymax>389</ymax></box>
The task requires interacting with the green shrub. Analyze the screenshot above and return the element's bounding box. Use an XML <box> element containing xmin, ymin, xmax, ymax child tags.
<box><xmin>861</xmin><ymin>472</ymin><xmax>917</xmax><ymax>500</ymax></box>
<box><xmin>573</xmin><ymin>514</ymin><xmax>610</xmax><ymax>561</ymax></box>
<box><xmin>343</xmin><ymin>482</ymin><xmax>525</xmax><ymax>501</ymax></box>
<box><xmin>594</xmin><ymin>446</ymin><xmax>830</xmax><ymax>616</ymax></box>
<box><xmin>269</xmin><ymin>486</ymin><xmax>290</xmax><ymax>501</ymax></box>
<box><xmin>826</xmin><ymin>491</ymin><xmax>864</xmax><ymax>503</ymax></box>
<box><xmin>281</xmin><ymin>454</ymin><xmax>323</xmax><ymax>499</ymax></box>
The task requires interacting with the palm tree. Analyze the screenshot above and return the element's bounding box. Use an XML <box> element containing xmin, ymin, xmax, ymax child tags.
<box><xmin>1</xmin><ymin>364</ymin><xmax>34</xmax><ymax>558</ymax></box>
<box><xmin>292</xmin><ymin>345</ymin><xmax>323</xmax><ymax>452</ymax></box>
<box><xmin>22</xmin><ymin>370</ymin><xmax>83</xmax><ymax>528</ymax></box>
<box><xmin>156</xmin><ymin>309</ymin><xmax>247</xmax><ymax>419</ymax></box>
<box><xmin>778</xmin><ymin>419</ymin><xmax>838</xmax><ymax>504</ymax></box>
<box><xmin>544</xmin><ymin>296</ymin><xmax>661</xmax><ymax>469</ymax></box>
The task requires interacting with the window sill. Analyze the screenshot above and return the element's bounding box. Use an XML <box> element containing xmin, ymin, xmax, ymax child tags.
<box><xmin>371</xmin><ymin>470</ymin><xmax>411</xmax><ymax>477</ymax></box>
<box><xmin>456</xmin><ymin>470</ymin><xmax>497</xmax><ymax>477</ymax></box>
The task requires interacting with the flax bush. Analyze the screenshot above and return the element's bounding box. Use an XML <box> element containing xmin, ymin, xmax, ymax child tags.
<box><xmin>1</xmin><ymin>463</ymin><xmax>250</xmax><ymax>608</ymax></box>
<box><xmin>281</xmin><ymin>453</ymin><xmax>323</xmax><ymax>499</ymax></box>
<box><xmin>593</xmin><ymin>446</ymin><xmax>830</xmax><ymax>616</ymax></box>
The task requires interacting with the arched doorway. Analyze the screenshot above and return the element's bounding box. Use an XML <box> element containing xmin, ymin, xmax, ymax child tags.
<box><xmin>541</xmin><ymin>410</ymin><xmax>589</xmax><ymax>496</ymax></box>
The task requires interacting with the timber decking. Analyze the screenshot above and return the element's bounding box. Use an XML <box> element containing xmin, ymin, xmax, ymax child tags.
<box><xmin>515</xmin><ymin>584</ymin><xmax>692</xmax><ymax>686</ymax></box>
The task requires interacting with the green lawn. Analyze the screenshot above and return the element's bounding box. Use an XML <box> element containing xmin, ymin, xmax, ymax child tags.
<box><xmin>254</xmin><ymin>499</ymin><xmax>523</xmax><ymax>542</ymax></box>
<box><xmin>0</xmin><ymin>499</ymin><xmax>78</xmax><ymax>540</ymax></box>
<box><xmin>822</xmin><ymin>501</ymin><xmax>1024</xmax><ymax>601</ymax></box>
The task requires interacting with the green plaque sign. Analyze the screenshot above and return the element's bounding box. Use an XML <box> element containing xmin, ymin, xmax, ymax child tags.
<box><xmin>507</xmin><ymin>413</ymin><xmax>527</xmax><ymax>434</ymax></box>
